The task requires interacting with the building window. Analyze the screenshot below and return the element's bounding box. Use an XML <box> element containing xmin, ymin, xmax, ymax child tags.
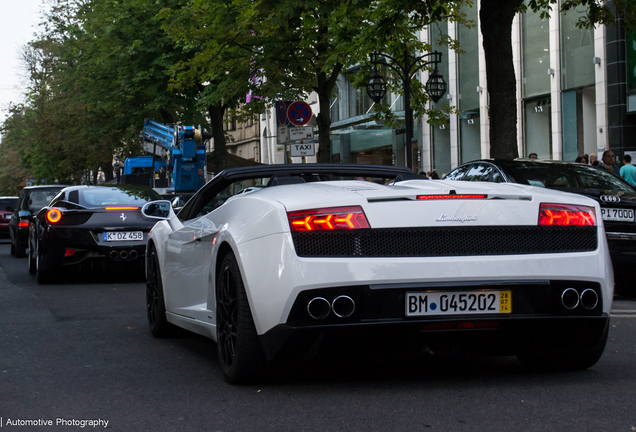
<box><xmin>458</xmin><ymin>4</ymin><xmax>481</xmax><ymax>164</ymax></box>
<box><xmin>524</xmin><ymin>98</ymin><xmax>552</xmax><ymax>158</ymax></box>
<box><xmin>560</xmin><ymin>3</ymin><xmax>594</xmax><ymax>90</ymax></box>
<box><xmin>522</xmin><ymin>1</ymin><xmax>550</xmax><ymax>98</ymax></box>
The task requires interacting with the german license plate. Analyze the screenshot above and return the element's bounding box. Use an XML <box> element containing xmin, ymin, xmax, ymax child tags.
<box><xmin>103</xmin><ymin>231</ymin><xmax>143</xmax><ymax>241</ymax></box>
<box><xmin>601</xmin><ymin>208</ymin><xmax>634</xmax><ymax>222</ymax></box>
<box><xmin>406</xmin><ymin>290</ymin><xmax>512</xmax><ymax>317</ymax></box>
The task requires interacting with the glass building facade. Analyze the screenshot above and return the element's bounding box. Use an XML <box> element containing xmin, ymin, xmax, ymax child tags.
<box><xmin>261</xmin><ymin>1</ymin><xmax>635</xmax><ymax>173</ymax></box>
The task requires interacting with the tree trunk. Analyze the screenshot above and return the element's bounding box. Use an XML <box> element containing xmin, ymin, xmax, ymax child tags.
<box><xmin>315</xmin><ymin>64</ymin><xmax>342</xmax><ymax>163</ymax></box>
<box><xmin>207</xmin><ymin>102</ymin><xmax>228</xmax><ymax>175</ymax></box>
<box><xmin>101</xmin><ymin>162</ymin><xmax>114</xmax><ymax>182</ymax></box>
<box><xmin>480</xmin><ymin>0</ymin><xmax>522</xmax><ymax>159</ymax></box>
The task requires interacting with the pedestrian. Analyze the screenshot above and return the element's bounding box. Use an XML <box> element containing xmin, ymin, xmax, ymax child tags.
<box><xmin>599</xmin><ymin>150</ymin><xmax>621</xmax><ymax>175</ymax></box>
<box><xmin>589</xmin><ymin>153</ymin><xmax>598</xmax><ymax>166</ymax></box>
<box><xmin>529</xmin><ymin>153</ymin><xmax>538</xmax><ymax>159</ymax></box>
<box><xmin>620</xmin><ymin>154</ymin><xmax>636</xmax><ymax>186</ymax></box>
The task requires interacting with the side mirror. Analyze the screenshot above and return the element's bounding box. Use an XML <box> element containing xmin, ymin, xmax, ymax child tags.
<box><xmin>142</xmin><ymin>200</ymin><xmax>174</xmax><ymax>220</ymax></box>
<box><xmin>18</xmin><ymin>210</ymin><xmax>31</xmax><ymax>218</ymax></box>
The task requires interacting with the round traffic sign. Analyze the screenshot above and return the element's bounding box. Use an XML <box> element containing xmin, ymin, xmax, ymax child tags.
<box><xmin>287</xmin><ymin>101</ymin><xmax>312</xmax><ymax>126</ymax></box>
<box><xmin>276</xmin><ymin>101</ymin><xmax>288</xmax><ymax>126</ymax></box>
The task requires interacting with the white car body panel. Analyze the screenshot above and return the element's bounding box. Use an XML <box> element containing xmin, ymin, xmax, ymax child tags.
<box><xmin>148</xmin><ymin>178</ymin><xmax>613</xmax><ymax>340</ymax></box>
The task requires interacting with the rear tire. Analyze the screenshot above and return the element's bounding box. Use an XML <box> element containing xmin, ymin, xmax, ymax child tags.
<box><xmin>216</xmin><ymin>253</ymin><xmax>266</xmax><ymax>384</ymax></box>
<box><xmin>146</xmin><ymin>246</ymin><xmax>174</xmax><ymax>337</ymax></box>
<box><xmin>517</xmin><ymin>324</ymin><xmax>609</xmax><ymax>371</ymax></box>
<box><xmin>36</xmin><ymin>247</ymin><xmax>55</xmax><ymax>284</ymax></box>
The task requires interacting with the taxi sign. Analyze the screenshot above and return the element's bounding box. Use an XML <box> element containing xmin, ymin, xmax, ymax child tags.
<box><xmin>290</xmin><ymin>143</ymin><xmax>315</xmax><ymax>157</ymax></box>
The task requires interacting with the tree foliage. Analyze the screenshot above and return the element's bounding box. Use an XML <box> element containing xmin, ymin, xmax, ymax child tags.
<box><xmin>1</xmin><ymin>0</ymin><xmax>630</xmax><ymax>193</ymax></box>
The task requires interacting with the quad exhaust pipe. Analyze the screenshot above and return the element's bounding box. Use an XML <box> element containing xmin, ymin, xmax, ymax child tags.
<box><xmin>561</xmin><ymin>288</ymin><xmax>598</xmax><ymax>311</ymax></box>
<box><xmin>307</xmin><ymin>295</ymin><xmax>355</xmax><ymax>320</ymax></box>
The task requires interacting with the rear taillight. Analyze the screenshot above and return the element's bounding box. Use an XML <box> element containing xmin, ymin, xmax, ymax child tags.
<box><xmin>46</xmin><ymin>209</ymin><xmax>62</xmax><ymax>224</ymax></box>
<box><xmin>18</xmin><ymin>219</ymin><xmax>29</xmax><ymax>228</ymax></box>
<box><xmin>538</xmin><ymin>203</ymin><xmax>596</xmax><ymax>226</ymax></box>
<box><xmin>288</xmin><ymin>206</ymin><xmax>370</xmax><ymax>232</ymax></box>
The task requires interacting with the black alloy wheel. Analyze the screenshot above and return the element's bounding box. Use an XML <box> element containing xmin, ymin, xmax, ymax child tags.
<box><xmin>216</xmin><ymin>253</ymin><xmax>265</xmax><ymax>384</ymax></box>
<box><xmin>35</xmin><ymin>245</ymin><xmax>55</xmax><ymax>284</ymax></box>
<box><xmin>146</xmin><ymin>246</ymin><xmax>173</xmax><ymax>337</ymax></box>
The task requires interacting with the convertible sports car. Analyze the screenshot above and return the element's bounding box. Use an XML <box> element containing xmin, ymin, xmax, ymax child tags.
<box><xmin>30</xmin><ymin>184</ymin><xmax>162</xmax><ymax>283</ymax></box>
<box><xmin>444</xmin><ymin>159</ymin><xmax>636</xmax><ymax>296</ymax></box>
<box><xmin>144</xmin><ymin>164</ymin><xmax>612</xmax><ymax>384</ymax></box>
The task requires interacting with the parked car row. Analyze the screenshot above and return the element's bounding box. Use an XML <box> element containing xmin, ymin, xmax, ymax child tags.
<box><xmin>9</xmin><ymin>184</ymin><xmax>163</xmax><ymax>283</ymax></box>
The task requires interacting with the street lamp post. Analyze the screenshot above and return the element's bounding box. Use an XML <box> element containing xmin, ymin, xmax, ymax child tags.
<box><xmin>366</xmin><ymin>49</ymin><xmax>447</xmax><ymax>171</ymax></box>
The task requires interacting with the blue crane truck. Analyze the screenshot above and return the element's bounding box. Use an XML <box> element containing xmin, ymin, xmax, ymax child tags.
<box><xmin>122</xmin><ymin>119</ymin><xmax>207</xmax><ymax>192</ymax></box>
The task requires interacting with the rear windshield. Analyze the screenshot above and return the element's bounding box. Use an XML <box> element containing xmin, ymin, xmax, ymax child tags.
<box><xmin>69</xmin><ymin>187</ymin><xmax>162</xmax><ymax>208</ymax></box>
<box><xmin>0</xmin><ymin>198</ymin><xmax>16</xmax><ymax>211</ymax></box>
<box><xmin>508</xmin><ymin>163</ymin><xmax>635</xmax><ymax>193</ymax></box>
<box><xmin>26</xmin><ymin>189</ymin><xmax>64</xmax><ymax>211</ymax></box>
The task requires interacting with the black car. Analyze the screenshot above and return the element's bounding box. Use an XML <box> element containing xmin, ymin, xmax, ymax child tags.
<box><xmin>29</xmin><ymin>184</ymin><xmax>162</xmax><ymax>283</ymax></box>
<box><xmin>10</xmin><ymin>185</ymin><xmax>67</xmax><ymax>257</ymax></box>
<box><xmin>444</xmin><ymin>159</ymin><xmax>636</xmax><ymax>295</ymax></box>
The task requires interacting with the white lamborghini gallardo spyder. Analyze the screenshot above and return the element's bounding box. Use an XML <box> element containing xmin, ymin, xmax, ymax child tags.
<box><xmin>142</xmin><ymin>164</ymin><xmax>613</xmax><ymax>384</ymax></box>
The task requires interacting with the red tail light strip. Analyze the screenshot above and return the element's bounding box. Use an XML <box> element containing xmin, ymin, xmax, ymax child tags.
<box><xmin>288</xmin><ymin>206</ymin><xmax>370</xmax><ymax>232</ymax></box>
<box><xmin>18</xmin><ymin>220</ymin><xmax>29</xmax><ymax>228</ymax></box>
<box><xmin>105</xmin><ymin>207</ymin><xmax>139</xmax><ymax>210</ymax></box>
<box><xmin>538</xmin><ymin>203</ymin><xmax>596</xmax><ymax>226</ymax></box>
<box><xmin>417</xmin><ymin>194</ymin><xmax>487</xmax><ymax>200</ymax></box>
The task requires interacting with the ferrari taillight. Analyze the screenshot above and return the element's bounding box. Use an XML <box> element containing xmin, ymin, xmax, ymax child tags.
<box><xmin>288</xmin><ymin>206</ymin><xmax>370</xmax><ymax>232</ymax></box>
<box><xmin>538</xmin><ymin>203</ymin><xmax>596</xmax><ymax>226</ymax></box>
<box><xmin>46</xmin><ymin>209</ymin><xmax>62</xmax><ymax>224</ymax></box>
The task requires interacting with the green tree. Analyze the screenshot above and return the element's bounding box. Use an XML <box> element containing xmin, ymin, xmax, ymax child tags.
<box><xmin>159</xmin><ymin>0</ymin><xmax>268</xmax><ymax>173</ymax></box>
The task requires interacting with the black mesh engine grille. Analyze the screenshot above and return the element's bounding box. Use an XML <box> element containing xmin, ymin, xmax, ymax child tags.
<box><xmin>291</xmin><ymin>226</ymin><xmax>598</xmax><ymax>258</ymax></box>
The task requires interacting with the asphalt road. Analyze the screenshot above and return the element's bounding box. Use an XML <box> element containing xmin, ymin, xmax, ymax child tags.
<box><xmin>0</xmin><ymin>239</ymin><xmax>635</xmax><ymax>432</ymax></box>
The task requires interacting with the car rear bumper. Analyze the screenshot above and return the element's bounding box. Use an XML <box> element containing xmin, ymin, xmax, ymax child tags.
<box><xmin>39</xmin><ymin>227</ymin><xmax>149</xmax><ymax>273</ymax></box>
<box><xmin>259</xmin><ymin>315</ymin><xmax>610</xmax><ymax>362</ymax></box>
<box><xmin>236</xmin><ymin>233</ymin><xmax>614</xmax><ymax>336</ymax></box>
